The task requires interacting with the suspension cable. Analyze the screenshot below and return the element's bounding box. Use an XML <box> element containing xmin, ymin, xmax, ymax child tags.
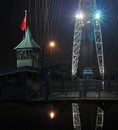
<box><xmin>108</xmin><ymin>0</ymin><xmax>118</xmax><ymax>42</ymax></box>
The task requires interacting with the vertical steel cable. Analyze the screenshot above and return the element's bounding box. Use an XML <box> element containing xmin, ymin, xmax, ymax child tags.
<box><xmin>28</xmin><ymin>0</ymin><xmax>31</xmax><ymax>31</ymax></box>
<box><xmin>108</xmin><ymin>0</ymin><xmax>118</xmax><ymax>41</ymax></box>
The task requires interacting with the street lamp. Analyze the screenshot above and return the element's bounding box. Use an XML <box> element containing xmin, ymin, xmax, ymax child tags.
<box><xmin>48</xmin><ymin>41</ymin><xmax>56</xmax><ymax>66</ymax></box>
<box><xmin>49</xmin><ymin>41</ymin><xmax>55</xmax><ymax>48</ymax></box>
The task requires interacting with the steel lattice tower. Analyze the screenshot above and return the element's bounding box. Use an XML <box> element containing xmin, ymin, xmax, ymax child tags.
<box><xmin>72</xmin><ymin>0</ymin><xmax>104</xmax><ymax>130</ymax></box>
<box><xmin>72</xmin><ymin>0</ymin><xmax>104</xmax><ymax>79</ymax></box>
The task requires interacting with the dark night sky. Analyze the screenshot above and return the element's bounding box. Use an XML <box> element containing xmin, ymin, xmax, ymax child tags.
<box><xmin>0</xmin><ymin>0</ymin><xmax>118</xmax><ymax>74</ymax></box>
<box><xmin>0</xmin><ymin>1</ymin><xmax>118</xmax><ymax>130</ymax></box>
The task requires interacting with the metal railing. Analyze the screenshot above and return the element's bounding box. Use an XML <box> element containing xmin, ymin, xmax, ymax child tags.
<box><xmin>38</xmin><ymin>79</ymin><xmax>118</xmax><ymax>100</ymax></box>
<box><xmin>0</xmin><ymin>79</ymin><xmax>118</xmax><ymax>101</ymax></box>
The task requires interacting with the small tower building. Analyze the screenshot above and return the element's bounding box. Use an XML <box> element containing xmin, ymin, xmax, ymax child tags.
<box><xmin>14</xmin><ymin>27</ymin><xmax>40</xmax><ymax>68</ymax></box>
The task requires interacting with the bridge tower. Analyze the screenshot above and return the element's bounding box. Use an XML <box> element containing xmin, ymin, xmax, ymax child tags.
<box><xmin>72</xmin><ymin>0</ymin><xmax>104</xmax><ymax>130</ymax></box>
<box><xmin>72</xmin><ymin>0</ymin><xmax>104</xmax><ymax>79</ymax></box>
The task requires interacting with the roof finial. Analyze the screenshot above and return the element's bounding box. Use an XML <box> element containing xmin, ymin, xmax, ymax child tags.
<box><xmin>25</xmin><ymin>10</ymin><xmax>27</xmax><ymax>31</ymax></box>
<box><xmin>25</xmin><ymin>10</ymin><xmax>27</xmax><ymax>17</ymax></box>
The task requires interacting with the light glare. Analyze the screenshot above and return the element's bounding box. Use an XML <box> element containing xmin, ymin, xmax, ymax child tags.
<box><xmin>95</xmin><ymin>13</ymin><xmax>100</xmax><ymax>19</ymax></box>
<box><xmin>49</xmin><ymin>41</ymin><xmax>55</xmax><ymax>48</ymax></box>
<box><xmin>76</xmin><ymin>13</ymin><xmax>84</xmax><ymax>19</ymax></box>
<box><xmin>76</xmin><ymin>10</ymin><xmax>84</xmax><ymax>19</ymax></box>
<box><xmin>49</xmin><ymin>111</ymin><xmax>55</xmax><ymax>119</ymax></box>
<box><xmin>95</xmin><ymin>10</ymin><xmax>101</xmax><ymax>19</ymax></box>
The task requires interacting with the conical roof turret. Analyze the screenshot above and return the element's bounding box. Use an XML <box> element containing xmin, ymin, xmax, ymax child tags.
<box><xmin>14</xmin><ymin>27</ymin><xmax>40</xmax><ymax>49</ymax></box>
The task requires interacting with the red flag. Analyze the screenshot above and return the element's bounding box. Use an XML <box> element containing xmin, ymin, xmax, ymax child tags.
<box><xmin>20</xmin><ymin>15</ymin><xmax>26</xmax><ymax>31</ymax></box>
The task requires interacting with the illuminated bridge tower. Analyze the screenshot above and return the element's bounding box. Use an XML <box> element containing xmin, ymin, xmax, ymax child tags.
<box><xmin>72</xmin><ymin>0</ymin><xmax>104</xmax><ymax>79</ymax></box>
<box><xmin>72</xmin><ymin>0</ymin><xmax>104</xmax><ymax>130</ymax></box>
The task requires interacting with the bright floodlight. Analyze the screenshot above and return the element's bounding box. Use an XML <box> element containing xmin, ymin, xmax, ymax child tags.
<box><xmin>76</xmin><ymin>13</ymin><xmax>84</xmax><ymax>19</ymax></box>
<box><xmin>95</xmin><ymin>10</ymin><xmax>101</xmax><ymax>19</ymax></box>
<box><xmin>76</xmin><ymin>10</ymin><xmax>84</xmax><ymax>19</ymax></box>
<box><xmin>95</xmin><ymin>13</ymin><xmax>100</xmax><ymax>19</ymax></box>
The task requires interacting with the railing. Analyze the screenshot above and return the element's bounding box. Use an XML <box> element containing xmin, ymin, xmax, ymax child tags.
<box><xmin>37</xmin><ymin>79</ymin><xmax>118</xmax><ymax>100</ymax></box>
<box><xmin>0</xmin><ymin>79</ymin><xmax>118</xmax><ymax>101</ymax></box>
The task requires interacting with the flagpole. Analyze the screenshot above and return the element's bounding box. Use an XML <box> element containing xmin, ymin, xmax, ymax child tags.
<box><xmin>25</xmin><ymin>10</ymin><xmax>27</xmax><ymax>34</ymax></box>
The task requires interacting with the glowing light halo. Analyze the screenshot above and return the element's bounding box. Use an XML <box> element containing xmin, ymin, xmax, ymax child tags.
<box><xmin>49</xmin><ymin>111</ymin><xmax>55</xmax><ymax>119</ymax></box>
<box><xmin>49</xmin><ymin>41</ymin><xmax>55</xmax><ymax>48</ymax></box>
<box><xmin>95</xmin><ymin>10</ymin><xmax>101</xmax><ymax>19</ymax></box>
<box><xmin>76</xmin><ymin>10</ymin><xmax>84</xmax><ymax>19</ymax></box>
